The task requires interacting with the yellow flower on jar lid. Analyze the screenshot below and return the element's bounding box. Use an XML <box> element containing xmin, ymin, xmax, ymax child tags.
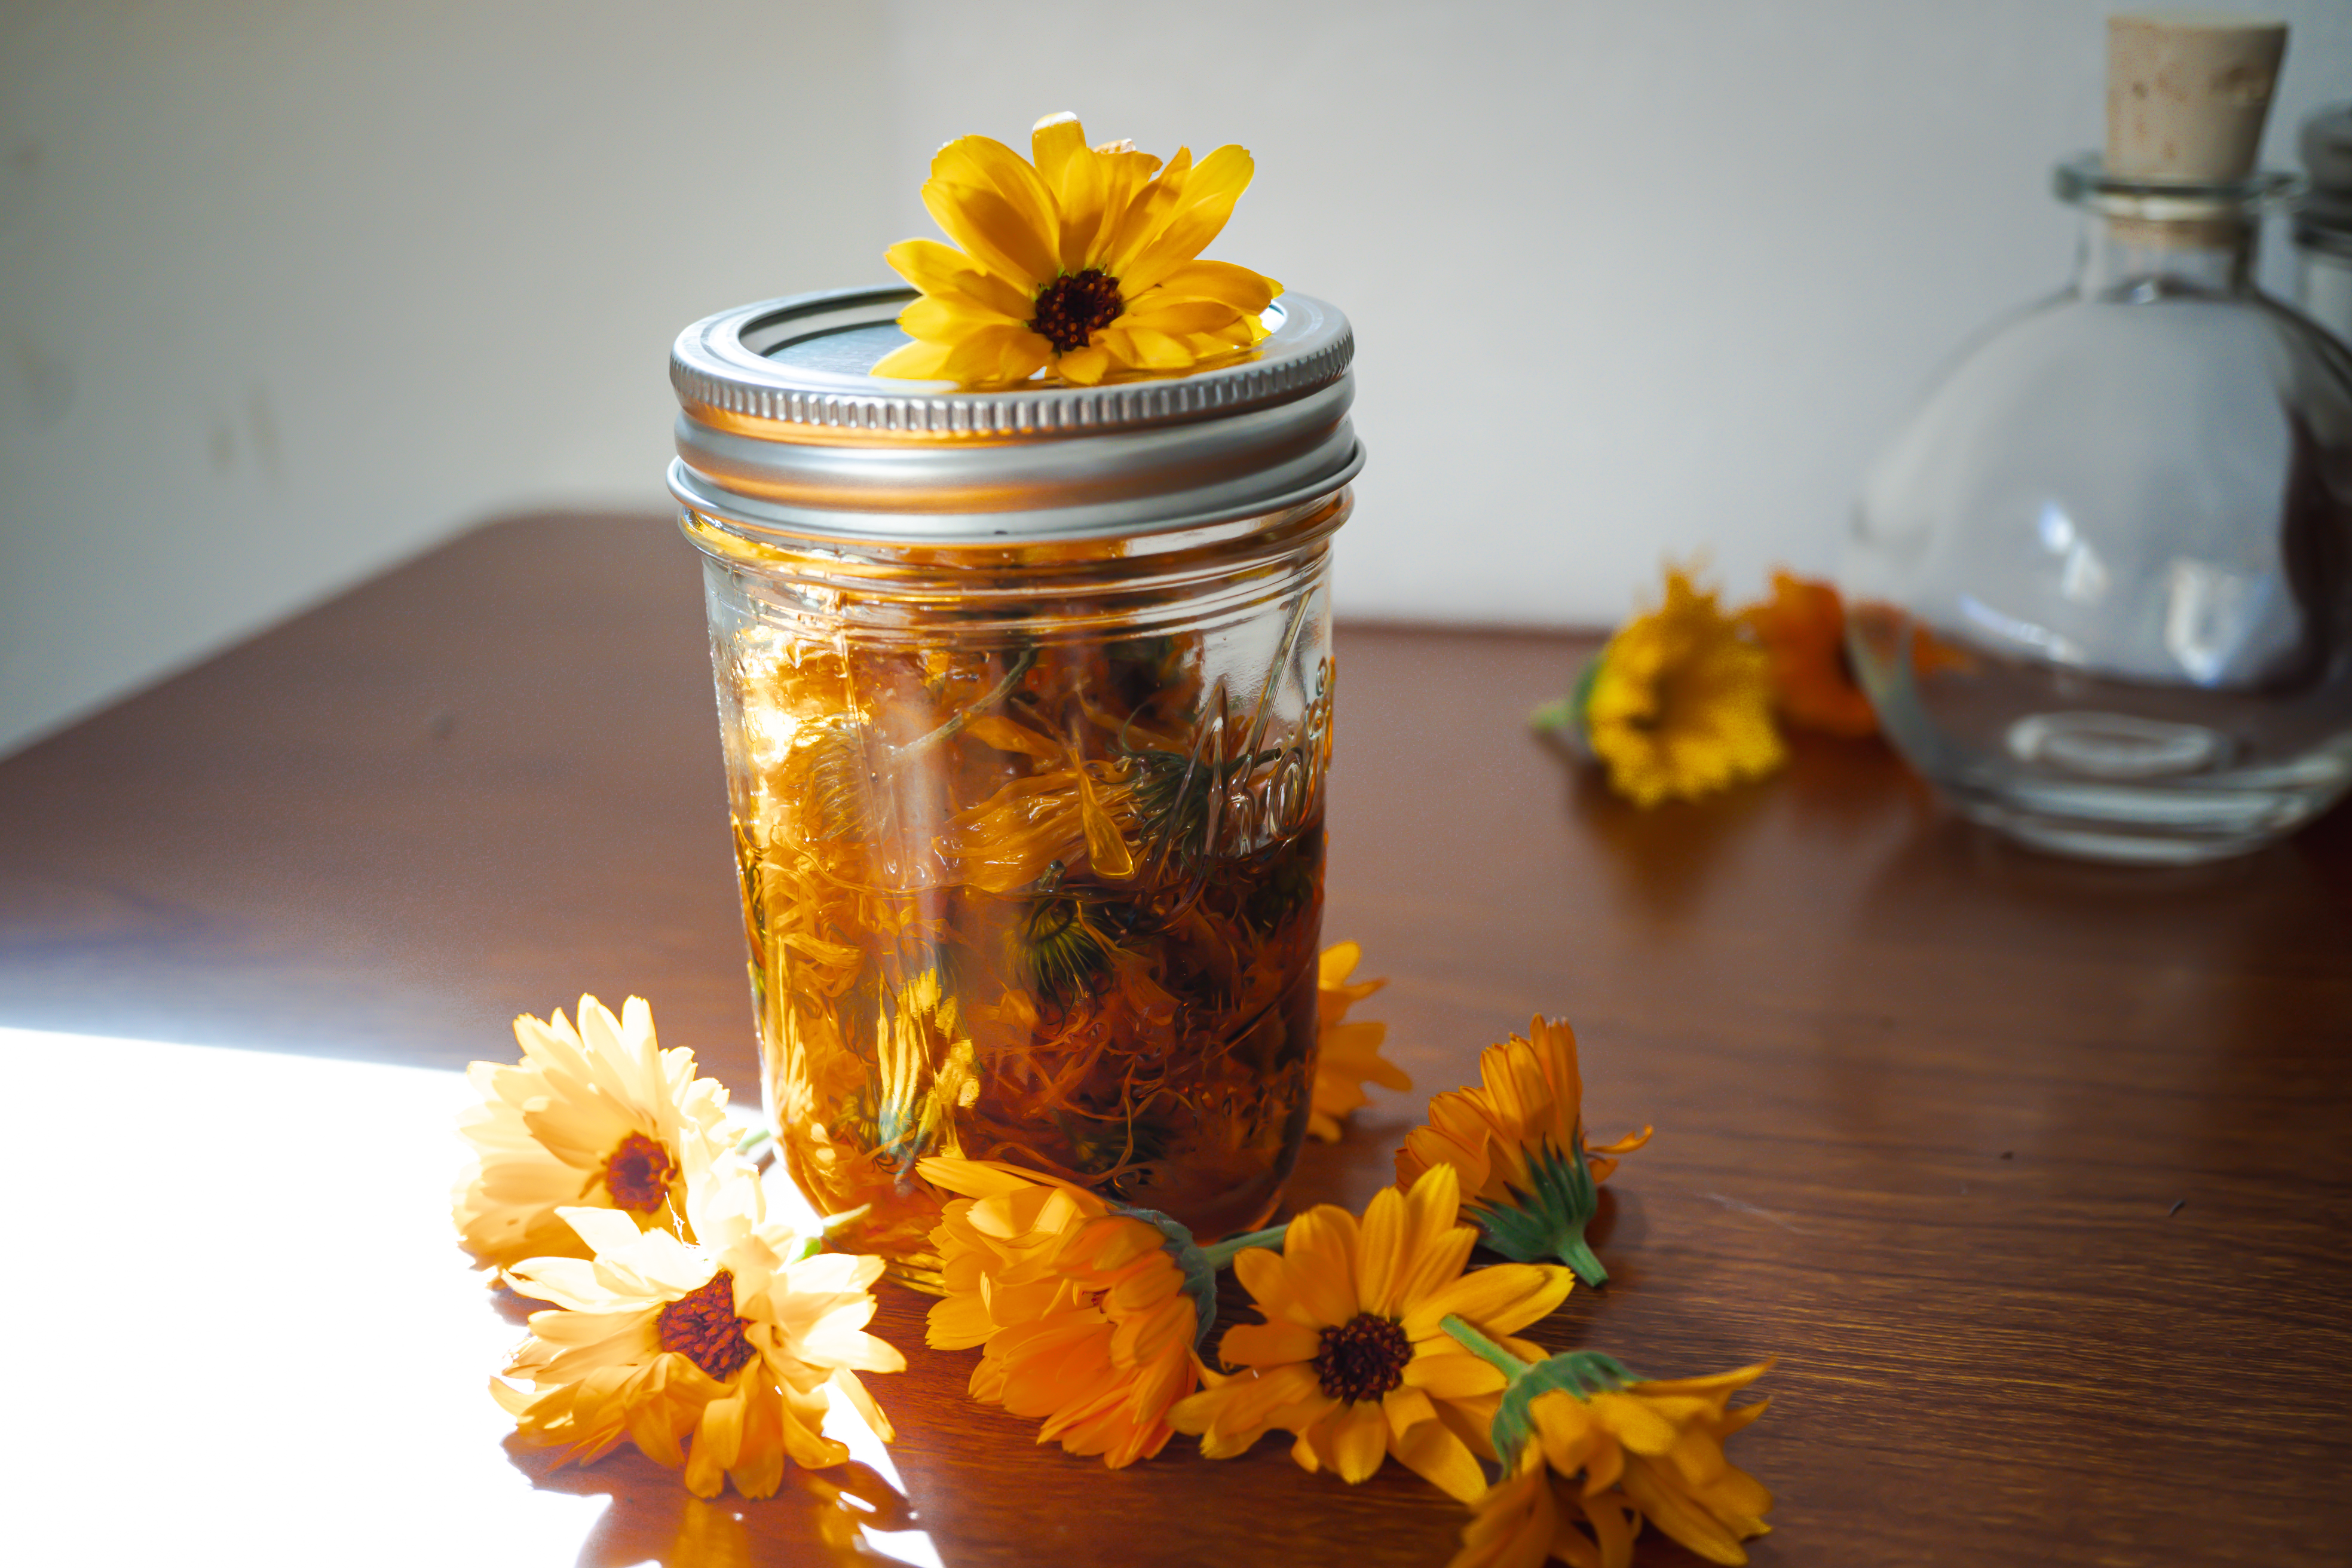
<box><xmin>452</xmin><ymin>995</ymin><xmax>731</xmax><ymax>1272</ymax></box>
<box><xmin>872</xmin><ymin>112</ymin><xmax>1282</xmax><ymax>388</ymax></box>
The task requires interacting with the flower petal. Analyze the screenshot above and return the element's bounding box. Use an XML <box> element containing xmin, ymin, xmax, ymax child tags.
<box><xmin>1404</xmin><ymin>1262</ymin><xmax>1573</xmax><ymax>1342</ymax></box>
<box><xmin>1324</xmin><ymin>1399</ymin><xmax>1389</xmax><ymax>1483</ymax></box>
<box><xmin>1389</xmin><ymin>1408</ymin><xmax>1487</xmax><ymax>1503</ymax></box>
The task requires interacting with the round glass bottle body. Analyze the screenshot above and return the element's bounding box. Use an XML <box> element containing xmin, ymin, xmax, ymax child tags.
<box><xmin>1846</xmin><ymin>161</ymin><xmax>2352</xmax><ymax>862</ymax></box>
<box><xmin>687</xmin><ymin>495</ymin><xmax>1342</xmax><ymax>1286</ymax></box>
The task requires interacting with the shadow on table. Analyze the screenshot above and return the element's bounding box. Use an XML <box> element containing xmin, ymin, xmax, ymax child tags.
<box><xmin>506</xmin><ymin>1436</ymin><xmax>918</xmax><ymax>1568</ymax></box>
<box><xmin>1547</xmin><ymin>728</ymin><xmax>1928</xmax><ymax>924</ymax></box>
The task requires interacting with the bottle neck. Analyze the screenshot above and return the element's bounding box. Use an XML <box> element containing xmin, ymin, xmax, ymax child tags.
<box><xmin>2073</xmin><ymin>210</ymin><xmax>2256</xmax><ymax>299</ymax></box>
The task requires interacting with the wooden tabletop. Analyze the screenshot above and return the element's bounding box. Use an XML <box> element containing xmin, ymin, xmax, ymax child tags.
<box><xmin>3</xmin><ymin>513</ymin><xmax>2346</xmax><ymax>1567</ymax></box>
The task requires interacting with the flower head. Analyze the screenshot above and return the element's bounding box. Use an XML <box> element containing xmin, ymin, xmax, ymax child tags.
<box><xmin>1452</xmin><ymin>1449</ymin><xmax>1640</xmax><ymax>1568</ymax></box>
<box><xmin>454</xmin><ymin>996</ymin><xmax>731</xmax><ymax>1270</ymax></box>
<box><xmin>495</xmin><ymin>1147</ymin><xmax>904</xmax><ymax>1499</ymax></box>
<box><xmin>1560</xmin><ymin>566</ymin><xmax>1785</xmax><ymax>808</ymax></box>
<box><xmin>1441</xmin><ymin>1330</ymin><xmax>1773</xmax><ymax>1568</ymax></box>
<box><xmin>919</xmin><ymin>1156</ymin><xmax>1213</xmax><ymax>1466</ymax></box>
<box><xmin>872</xmin><ymin>112</ymin><xmax>1281</xmax><ymax>388</ymax></box>
<box><xmin>1396</xmin><ymin>1017</ymin><xmax>1650</xmax><ymax>1286</ymax></box>
<box><xmin>1169</xmin><ymin>1163</ymin><xmax>1574</xmax><ymax>1502</ymax></box>
<box><xmin>1741</xmin><ymin>570</ymin><xmax>1876</xmax><ymax>737</ymax></box>
<box><xmin>1309</xmin><ymin>941</ymin><xmax>1413</xmax><ymax>1142</ymax></box>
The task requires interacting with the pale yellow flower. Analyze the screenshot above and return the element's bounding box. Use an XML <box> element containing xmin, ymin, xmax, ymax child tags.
<box><xmin>1309</xmin><ymin>941</ymin><xmax>1412</xmax><ymax>1142</ymax></box>
<box><xmin>494</xmin><ymin>1146</ymin><xmax>904</xmax><ymax>1499</ymax></box>
<box><xmin>454</xmin><ymin>995</ymin><xmax>730</xmax><ymax>1270</ymax></box>
<box><xmin>872</xmin><ymin>112</ymin><xmax>1279</xmax><ymax>388</ymax></box>
<box><xmin>1578</xmin><ymin>567</ymin><xmax>1784</xmax><ymax>808</ymax></box>
<box><xmin>920</xmin><ymin>1156</ymin><xmax>1206</xmax><ymax>1467</ymax></box>
<box><xmin>1168</xmin><ymin>1164</ymin><xmax>1573</xmax><ymax>1502</ymax></box>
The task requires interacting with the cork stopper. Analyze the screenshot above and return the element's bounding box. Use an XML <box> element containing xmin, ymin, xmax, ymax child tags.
<box><xmin>2106</xmin><ymin>12</ymin><xmax>2287</xmax><ymax>182</ymax></box>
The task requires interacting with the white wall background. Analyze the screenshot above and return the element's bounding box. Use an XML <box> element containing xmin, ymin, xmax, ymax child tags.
<box><xmin>4</xmin><ymin>0</ymin><xmax>2347</xmax><ymax>755</ymax></box>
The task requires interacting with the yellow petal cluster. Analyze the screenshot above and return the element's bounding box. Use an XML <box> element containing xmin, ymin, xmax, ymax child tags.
<box><xmin>1454</xmin><ymin>1365</ymin><xmax>1774</xmax><ymax>1568</ymax></box>
<box><xmin>454</xmin><ymin>995</ymin><xmax>730</xmax><ymax>1270</ymax></box>
<box><xmin>1169</xmin><ymin>1164</ymin><xmax>1572</xmax><ymax>1502</ymax></box>
<box><xmin>494</xmin><ymin>1145</ymin><xmax>904</xmax><ymax>1499</ymax></box>
<box><xmin>920</xmin><ymin>1156</ymin><xmax>1202</xmax><ymax>1466</ymax></box>
<box><xmin>1309</xmin><ymin>941</ymin><xmax>1413</xmax><ymax>1141</ymax></box>
<box><xmin>873</xmin><ymin>112</ymin><xmax>1280</xmax><ymax>388</ymax></box>
<box><xmin>1454</xmin><ymin>1451</ymin><xmax>1641</xmax><ymax>1568</ymax></box>
<box><xmin>1397</xmin><ymin>1016</ymin><xmax>1650</xmax><ymax>1212</ymax></box>
<box><xmin>1582</xmin><ymin>567</ymin><xmax>1785</xmax><ymax>808</ymax></box>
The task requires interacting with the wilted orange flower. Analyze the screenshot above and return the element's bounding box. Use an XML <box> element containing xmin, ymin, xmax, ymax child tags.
<box><xmin>919</xmin><ymin>1156</ymin><xmax>1214</xmax><ymax>1466</ymax></box>
<box><xmin>1169</xmin><ymin>1164</ymin><xmax>1573</xmax><ymax>1502</ymax></box>
<box><xmin>1310</xmin><ymin>941</ymin><xmax>1413</xmax><ymax>1141</ymax></box>
<box><xmin>454</xmin><ymin>995</ymin><xmax>730</xmax><ymax>1271</ymax></box>
<box><xmin>1396</xmin><ymin>1017</ymin><xmax>1650</xmax><ymax>1287</ymax></box>
<box><xmin>1741</xmin><ymin>571</ymin><xmax>1876</xmax><ymax>737</ymax></box>
<box><xmin>1453</xmin><ymin>1448</ymin><xmax>1641</xmax><ymax>1568</ymax></box>
<box><xmin>1441</xmin><ymin>1333</ymin><xmax>1774</xmax><ymax>1568</ymax></box>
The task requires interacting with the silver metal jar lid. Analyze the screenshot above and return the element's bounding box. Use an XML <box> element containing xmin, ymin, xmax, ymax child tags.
<box><xmin>668</xmin><ymin>285</ymin><xmax>1359</xmax><ymax>543</ymax></box>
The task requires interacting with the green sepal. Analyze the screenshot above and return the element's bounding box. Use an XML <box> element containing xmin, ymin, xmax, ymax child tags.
<box><xmin>1487</xmin><ymin>1349</ymin><xmax>1644</xmax><ymax>1470</ymax></box>
<box><xmin>1106</xmin><ymin>1203</ymin><xmax>1221</xmax><ymax>1353</ymax></box>
<box><xmin>1529</xmin><ymin>653</ymin><xmax>1604</xmax><ymax>757</ymax></box>
<box><xmin>1467</xmin><ymin>1129</ymin><xmax>1610</xmax><ymax>1286</ymax></box>
<box><xmin>1104</xmin><ymin>1209</ymin><xmax>1290</xmax><ymax>1353</ymax></box>
<box><xmin>1437</xmin><ymin>1313</ymin><xmax>1647</xmax><ymax>1471</ymax></box>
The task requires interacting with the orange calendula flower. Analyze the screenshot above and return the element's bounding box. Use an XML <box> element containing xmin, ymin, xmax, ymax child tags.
<box><xmin>1453</xmin><ymin>1449</ymin><xmax>1642</xmax><ymax>1568</ymax></box>
<box><xmin>1535</xmin><ymin>566</ymin><xmax>1784</xmax><ymax>808</ymax></box>
<box><xmin>1396</xmin><ymin>1017</ymin><xmax>1650</xmax><ymax>1287</ymax></box>
<box><xmin>1740</xmin><ymin>571</ymin><xmax>1877</xmax><ymax>737</ymax></box>
<box><xmin>872</xmin><ymin>112</ymin><xmax>1281</xmax><ymax>388</ymax></box>
<box><xmin>494</xmin><ymin>1147</ymin><xmax>905</xmax><ymax>1499</ymax></box>
<box><xmin>454</xmin><ymin>995</ymin><xmax>731</xmax><ymax>1271</ymax></box>
<box><xmin>1309</xmin><ymin>941</ymin><xmax>1413</xmax><ymax>1141</ymax></box>
<box><xmin>1168</xmin><ymin>1163</ymin><xmax>1574</xmax><ymax>1502</ymax></box>
<box><xmin>1440</xmin><ymin>1325</ymin><xmax>1774</xmax><ymax>1568</ymax></box>
<box><xmin>918</xmin><ymin>1156</ymin><xmax>1263</xmax><ymax>1468</ymax></box>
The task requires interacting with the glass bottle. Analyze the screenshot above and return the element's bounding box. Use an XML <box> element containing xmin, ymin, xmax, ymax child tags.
<box><xmin>1844</xmin><ymin>17</ymin><xmax>2352</xmax><ymax>862</ymax></box>
<box><xmin>2293</xmin><ymin>104</ymin><xmax>2352</xmax><ymax>344</ymax></box>
<box><xmin>669</xmin><ymin>286</ymin><xmax>1359</xmax><ymax>1284</ymax></box>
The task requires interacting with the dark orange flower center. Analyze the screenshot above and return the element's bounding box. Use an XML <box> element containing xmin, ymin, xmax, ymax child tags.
<box><xmin>1313</xmin><ymin>1312</ymin><xmax>1411</xmax><ymax>1403</ymax></box>
<box><xmin>657</xmin><ymin>1269</ymin><xmax>758</xmax><ymax>1380</ymax></box>
<box><xmin>1031</xmin><ymin>269</ymin><xmax>1122</xmax><ymax>353</ymax></box>
<box><xmin>601</xmin><ymin>1131</ymin><xmax>678</xmax><ymax>1214</ymax></box>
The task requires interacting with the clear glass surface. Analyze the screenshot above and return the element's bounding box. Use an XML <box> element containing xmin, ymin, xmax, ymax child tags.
<box><xmin>1845</xmin><ymin>161</ymin><xmax>2352</xmax><ymax>862</ymax></box>
<box><xmin>685</xmin><ymin>497</ymin><xmax>1343</xmax><ymax>1285</ymax></box>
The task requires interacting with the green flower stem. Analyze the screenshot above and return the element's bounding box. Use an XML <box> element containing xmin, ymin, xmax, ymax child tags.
<box><xmin>1440</xmin><ymin>1313</ymin><xmax>1535</xmax><ymax>1379</ymax></box>
<box><xmin>1443</xmin><ymin>1317</ymin><xmax>1647</xmax><ymax>1466</ymax></box>
<box><xmin>1557</xmin><ymin>1232</ymin><xmax>1609</xmax><ymax>1288</ymax></box>
<box><xmin>1472</xmin><ymin>1128</ymin><xmax>1611</xmax><ymax>1287</ymax></box>
<box><xmin>1198</xmin><ymin>1224</ymin><xmax>1289</xmax><ymax>1272</ymax></box>
<box><xmin>901</xmin><ymin>646</ymin><xmax>1039</xmax><ymax>757</ymax></box>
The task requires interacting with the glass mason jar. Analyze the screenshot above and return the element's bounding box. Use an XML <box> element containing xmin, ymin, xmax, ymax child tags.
<box><xmin>1845</xmin><ymin>157</ymin><xmax>2352</xmax><ymax>863</ymax></box>
<box><xmin>669</xmin><ymin>287</ymin><xmax>1360</xmax><ymax>1284</ymax></box>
